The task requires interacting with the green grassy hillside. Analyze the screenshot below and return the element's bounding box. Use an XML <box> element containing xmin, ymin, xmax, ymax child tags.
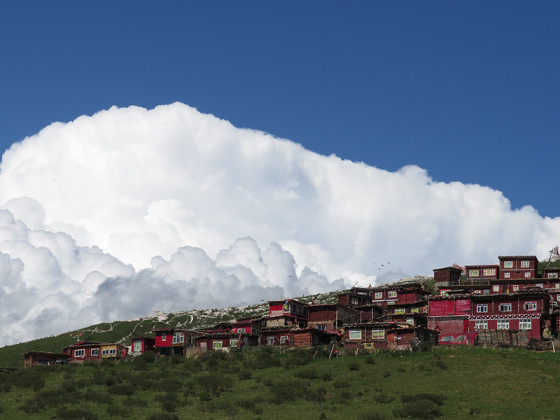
<box><xmin>1</xmin><ymin>346</ymin><xmax>560</xmax><ymax>419</ymax></box>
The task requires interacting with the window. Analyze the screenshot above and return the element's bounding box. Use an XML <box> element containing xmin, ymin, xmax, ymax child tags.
<box><xmin>483</xmin><ymin>268</ymin><xmax>496</xmax><ymax>276</ymax></box>
<box><xmin>411</xmin><ymin>307</ymin><xmax>419</xmax><ymax>313</ymax></box>
<box><xmin>519</xmin><ymin>320</ymin><xmax>532</xmax><ymax>330</ymax></box>
<box><xmin>237</xmin><ymin>328</ymin><xmax>246</xmax><ymax>333</ymax></box>
<box><xmin>555</xmin><ymin>282</ymin><xmax>560</xmax><ymax>289</ymax></box>
<box><xmin>475</xmin><ymin>320</ymin><xmax>488</xmax><ymax>330</ymax></box>
<box><xmin>388</xmin><ymin>291</ymin><xmax>397</xmax><ymax>299</ymax></box>
<box><xmin>230</xmin><ymin>338</ymin><xmax>239</xmax><ymax>347</ymax></box>
<box><xmin>524</xmin><ymin>272</ymin><xmax>532</xmax><ymax>279</ymax></box>
<box><xmin>504</xmin><ymin>261</ymin><xmax>513</xmax><ymax>268</ymax></box>
<box><xmin>394</xmin><ymin>308</ymin><xmax>405</xmax><ymax>315</ymax></box>
<box><xmin>161</xmin><ymin>333</ymin><xmax>167</xmax><ymax>341</ymax></box>
<box><xmin>102</xmin><ymin>349</ymin><xmax>110</xmax><ymax>356</ymax></box>
<box><xmin>549</xmin><ymin>273</ymin><xmax>559</xmax><ymax>279</ymax></box>
<box><xmin>316</xmin><ymin>325</ymin><xmax>326</xmax><ymax>330</ymax></box>
<box><xmin>497</xmin><ymin>320</ymin><xmax>510</xmax><ymax>330</ymax></box>
<box><xmin>512</xmin><ymin>284</ymin><xmax>519</xmax><ymax>292</ymax></box>
<box><xmin>133</xmin><ymin>340</ymin><xmax>142</xmax><ymax>352</ymax></box>
<box><xmin>521</xmin><ymin>261</ymin><xmax>530</xmax><ymax>268</ymax></box>
<box><xmin>536</xmin><ymin>283</ymin><xmax>544</xmax><ymax>288</ymax></box>
<box><xmin>351</xmin><ymin>298</ymin><xmax>358</xmax><ymax>305</ymax></box>
<box><xmin>372</xmin><ymin>330</ymin><xmax>385</xmax><ymax>340</ymax></box>
<box><xmin>91</xmin><ymin>349</ymin><xmax>99</xmax><ymax>356</ymax></box>
<box><xmin>74</xmin><ymin>349</ymin><xmax>85</xmax><ymax>357</ymax></box>
<box><xmin>374</xmin><ymin>292</ymin><xmax>383</xmax><ymax>300</ymax></box>
<box><xmin>493</xmin><ymin>285</ymin><xmax>500</xmax><ymax>292</ymax></box>
<box><xmin>499</xmin><ymin>303</ymin><xmax>512</xmax><ymax>312</ymax></box>
<box><xmin>349</xmin><ymin>329</ymin><xmax>362</xmax><ymax>340</ymax></box>
<box><xmin>476</xmin><ymin>304</ymin><xmax>488</xmax><ymax>313</ymax></box>
<box><xmin>469</xmin><ymin>269</ymin><xmax>480</xmax><ymax>277</ymax></box>
<box><xmin>280</xmin><ymin>335</ymin><xmax>289</xmax><ymax>345</ymax></box>
<box><xmin>504</xmin><ymin>273</ymin><xmax>511</xmax><ymax>278</ymax></box>
<box><xmin>172</xmin><ymin>332</ymin><xmax>184</xmax><ymax>344</ymax></box>
<box><xmin>213</xmin><ymin>340</ymin><xmax>223</xmax><ymax>349</ymax></box>
<box><xmin>266</xmin><ymin>336</ymin><xmax>275</xmax><ymax>346</ymax></box>
<box><xmin>474</xmin><ymin>290</ymin><xmax>482</xmax><ymax>294</ymax></box>
<box><xmin>524</xmin><ymin>302</ymin><xmax>537</xmax><ymax>311</ymax></box>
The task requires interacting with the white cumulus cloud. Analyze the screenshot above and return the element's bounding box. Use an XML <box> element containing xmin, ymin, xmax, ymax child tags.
<box><xmin>0</xmin><ymin>102</ymin><xmax>558</xmax><ymax>345</ymax></box>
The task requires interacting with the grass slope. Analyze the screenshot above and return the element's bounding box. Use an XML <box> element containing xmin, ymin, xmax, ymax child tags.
<box><xmin>1</xmin><ymin>346</ymin><xmax>560</xmax><ymax>419</ymax></box>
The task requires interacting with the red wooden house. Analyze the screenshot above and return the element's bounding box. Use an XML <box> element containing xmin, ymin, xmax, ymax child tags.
<box><xmin>267</xmin><ymin>299</ymin><xmax>308</xmax><ymax>327</ymax></box>
<box><xmin>151</xmin><ymin>328</ymin><xmax>199</xmax><ymax>356</ymax></box>
<box><xmin>230</xmin><ymin>317</ymin><xmax>262</xmax><ymax>335</ymax></box>
<box><xmin>195</xmin><ymin>331</ymin><xmax>258</xmax><ymax>353</ymax></box>
<box><xmin>465</xmin><ymin>265</ymin><xmax>499</xmax><ymax>283</ymax></box>
<box><xmin>369</xmin><ymin>282</ymin><xmax>429</xmax><ymax>308</ymax></box>
<box><xmin>337</xmin><ymin>291</ymin><xmax>371</xmax><ymax>307</ymax></box>
<box><xmin>260</xmin><ymin>327</ymin><xmax>293</xmax><ymax>346</ymax></box>
<box><xmin>307</xmin><ymin>303</ymin><xmax>359</xmax><ymax>332</ymax></box>
<box><xmin>469</xmin><ymin>289</ymin><xmax>550</xmax><ymax>342</ymax></box>
<box><xmin>427</xmin><ymin>295</ymin><xmax>474</xmax><ymax>345</ymax></box>
<box><xmin>343</xmin><ymin>322</ymin><xmax>438</xmax><ymax>351</ymax></box>
<box><xmin>130</xmin><ymin>336</ymin><xmax>156</xmax><ymax>356</ymax></box>
<box><xmin>433</xmin><ymin>266</ymin><xmax>462</xmax><ymax>289</ymax></box>
<box><xmin>292</xmin><ymin>328</ymin><xmax>339</xmax><ymax>347</ymax></box>
<box><xmin>498</xmin><ymin>256</ymin><xmax>539</xmax><ymax>280</ymax></box>
<box><xmin>355</xmin><ymin>304</ymin><xmax>383</xmax><ymax>323</ymax></box>
<box><xmin>63</xmin><ymin>341</ymin><xmax>127</xmax><ymax>362</ymax></box>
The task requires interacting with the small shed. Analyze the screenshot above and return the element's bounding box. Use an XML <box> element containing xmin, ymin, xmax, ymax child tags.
<box><xmin>23</xmin><ymin>351</ymin><xmax>70</xmax><ymax>368</ymax></box>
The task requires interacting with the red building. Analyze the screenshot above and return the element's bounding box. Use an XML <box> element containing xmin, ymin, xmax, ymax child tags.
<box><xmin>433</xmin><ymin>266</ymin><xmax>462</xmax><ymax>289</ymax></box>
<box><xmin>428</xmin><ymin>295</ymin><xmax>474</xmax><ymax>345</ymax></box>
<box><xmin>343</xmin><ymin>322</ymin><xmax>438</xmax><ymax>351</ymax></box>
<box><xmin>337</xmin><ymin>291</ymin><xmax>371</xmax><ymax>307</ymax></box>
<box><xmin>368</xmin><ymin>283</ymin><xmax>430</xmax><ymax>311</ymax></box>
<box><xmin>130</xmin><ymin>337</ymin><xmax>156</xmax><ymax>356</ymax></box>
<box><xmin>498</xmin><ymin>256</ymin><xmax>539</xmax><ymax>280</ymax></box>
<box><xmin>267</xmin><ymin>299</ymin><xmax>308</xmax><ymax>326</ymax></box>
<box><xmin>151</xmin><ymin>328</ymin><xmax>199</xmax><ymax>356</ymax></box>
<box><xmin>307</xmin><ymin>304</ymin><xmax>358</xmax><ymax>332</ymax></box>
<box><xmin>465</xmin><ymin>265</ymin><xmax>499</xmax><ymax>283</ymax></box>
<box><xmin>230</xmin><ymin>317</ymin><xmax>262</xmax><ymax>335</ymax></box>
<box><xmin>355</xmin><ymin>304</ymin><xmax>384</xmax><ymax>323</ymax></box>
<box><xmin>63</xmin><ymin>341</ymin><xmax>127</xmax><ymax>362</ymax></box>
<box><xmin>195</xmin><ymin>331</ymin><xmax>258</xmax><ymax>353</ymax></box>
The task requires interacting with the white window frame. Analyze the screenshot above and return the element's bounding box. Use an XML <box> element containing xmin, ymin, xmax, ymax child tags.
<box><xmin>524</xmin><ymin>302</ymin><xmax>537</xmax><ymax>311</ymax></box>
<box><xmin>475</xmin><ymin>320</ymin><xmax>488</xmax><ymax>330</ymax></box>
<box><xmin>536</xmin><ymin>283</ymin><xmax>544</xmax><ymax>288</ymax></box>
<box><xmin>521</xmin><ymin>261</ymin><xmax>530</xmax><ymax>268</ymax></box>
<box><xmin>524</xmin><ymin>272</ymin><xmax>532</xmax><ymax>279</ymax></box>
<box><xmin>280</xmin><ymin>335</ymin><xmax>289</xmax><ymax>345</ymax></box>
<box><xmin>499</xmin><ymin>303</ymin><xmax>512</xmax><ymax>312</ymax></box>
<box><xmin>549</xmin><ymin>273</ymin><xmax>559</xmax><ymax>279</ymax></box>
<box><xmin>394</xmin><ymin>308</ymin><xmax>405</xmax><ymax>315</ymax></box>
<box><xmin>230</xmin><ymin>338</ymin><xmax>239</xmax><ymax>347</ymax></box>
<box><xmin>133</xmin><ymin>340</ymin><xmax>142</xmax><ymax>353</ymax></box>
<box><xmin>372</xmin><ymin>329</ymin><xmax>385</xmax><ymax>340</ymax></box>
<box><xmin>102</xmin><ymin>349</ymin><xmax>110</xmax><ymax>356</ymax></box>
<box><xmin>504</xmin><ymin>261</ymin><xmax>513</xmax><ymax>268</ymax></box>
<box><xmin>91</xmin><ymin>348</ymin><xmax>99</xmax><ymax>356</ymax></box>
<box><xmin>483</xmin><ymin>268</ymin><xmax>496</xmax><ymax>276</ymax></box>
<box><xmin>497</xmin><ymin>320</ymin><xmax>510</xmax><ymax>330</ymax></box>
<box><xmin>493</xmin><ymin>285</ymin><xmax>501</xmax><ymax>292</ymax></box>
<box><xmin>161</xmin><ymin>333</ymin><xmax>167</xmax><ymax>341</ymax></box>
<box><xmin>519</xmin><ymin>319</ymin><xmax>532</xmax><ymax>330</ymax></box>
<box><xmin>212</xmin><ymin>340</ymin><xmax>223</xmax><ymax>349</ymax></box>
<box><xmin>504</xmin><ymin>273</ymin><xmax>511</xmax><ymax>279</ymax></box>
<box><xmin>469</xmin><ymin>269</ymin><xmax>480</xmax><ymax>277</ymax></box>
<box><xmin>74</xmin><ymin>349</ymin><xmax>85</xmax><ymax>357</ymax></box>
<box><xmin>349</xmin><ymin>329</ymin><xmax>362</xmax><ymax>340</ymax></box>
<box><xmin>512</xmin><ymin>284</ymin><xmax>519</xmax><ymax>292</ymax></box>
<box><xmin>374</xmin><ymin>292</ymin><xmax>383</xmax><ymax>300</ymax></box>
<box><xmin>476</xmin><ymin>304</ymin><xmax>488</xmax><ymax>313</ymax></box>
<box><xmin>388</xmin><ymin>291</ymin><xmax>397</xmax><ymax>299</ymax></box>
<box><xmin>172</xmin><ymin>332</ymin><xmax>184</xmax><ymax>344</ymax></box>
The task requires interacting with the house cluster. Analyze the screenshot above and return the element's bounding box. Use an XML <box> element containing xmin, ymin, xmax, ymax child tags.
<box><xmin>23</xmin><ymin>253</ymin><xmax>560</xmax><ymax>367</ymax></box>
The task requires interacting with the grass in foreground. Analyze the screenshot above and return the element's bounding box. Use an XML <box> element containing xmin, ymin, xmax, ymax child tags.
<box><xmin>1</xmin><ymin>346</ymin><xmax>560</xmax><ymax>419</ymax></box>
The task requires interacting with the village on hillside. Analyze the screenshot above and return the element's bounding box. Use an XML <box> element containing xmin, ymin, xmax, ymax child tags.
<box><xmin>23</xmin><ymin>249</ymin><xmax>560</xmax><ymax>368</ymax></box>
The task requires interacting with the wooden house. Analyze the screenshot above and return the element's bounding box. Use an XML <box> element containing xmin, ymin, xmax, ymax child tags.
<box><xmin>130</xmin><ymin>337</ymin><xmax>156</xmax><ymax>356</ymax></box>
<box><xmin>337</xmin><ymin>291</ymin><xmax>371</xmax><ymax>307</ymax></box>
<box><xmin>343</xmin><ymin>322</ymin><xmax>438</xmax><ymax>351</ymax></box>
<box><xmin>230</xmin><ymin>317</ymin><xmax>262</xmax><ymax>335</ymax></box>
<box><xmin>151</xmin><ymin>328</ymin><xmax>199</xmax><ymax>356</ymax></box>
<box><xmin>267</xmin><ymin>299</ymin><xmax>308</xmax><ymax>327</ymax></box>
<box><xmin>260</xmin><ymin>327</ymin><xmax>293</xmax><ymax>346</ymax></box>
<box><xmin>63</xmin><ymin>341</ymin><xmax>126</xmax><ymax>363</ymax></box>
<box><xmin>195</xmin><ymin>331</ymin><xmax>258</xmax><ymax>353</ymax></box>
<box><xmin>498</xmin><ymin>256</ymin><xmax>539</xmax><ymax>280</ymax></box>
<box><xmin>469</xmin><ymin>289</ymin><xmax>550</xmax><ymax>343</ymax></box>
<box><xmin>23</xmin><ymin>351</ymin><xmax>70</xmax><ymax>368</ymax></box>
<box><xmin>369</xmin><ymin>282</ymin><xmax>429</xmax><ymax>308</ymax></box>
<box><xmin>292</xmin><ymin>328</ymin><xmax>339</xmax><ymax>347</ymax></box>
<box><xmin>433</xmin><ymin>266</ymin><xmax>462</xmax><ymax>289</ymax></box>
<box><xmin>427</xmin><ymin>295</ymin><xmax>474</xmax><ymax>345</ymax></box>
<box><xmin>465</xmin><ymin>265</ymin><xmax>499</xmax><ymax>283</ymax></box>
<box><xmin>307</xmin><ymin>303</ymin><xmax>359</xmax><ymax>332</ymax></box>
<box><xmin>355</xmin><ymin>304</ymin><xmax>384</xmax><ymax>323</ymax></box>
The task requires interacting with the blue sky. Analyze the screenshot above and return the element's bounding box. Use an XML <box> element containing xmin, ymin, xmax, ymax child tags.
<box><xmin>1</xmin><ymin>2</ymin><xmax>558</xmax><ymax>216</ymax></box>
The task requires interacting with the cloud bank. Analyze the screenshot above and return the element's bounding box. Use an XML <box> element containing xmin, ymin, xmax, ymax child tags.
<box><xmin>0</xmin><ymin>103</ymin><xmax>558</xmax><ymax>345</ymax></box>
